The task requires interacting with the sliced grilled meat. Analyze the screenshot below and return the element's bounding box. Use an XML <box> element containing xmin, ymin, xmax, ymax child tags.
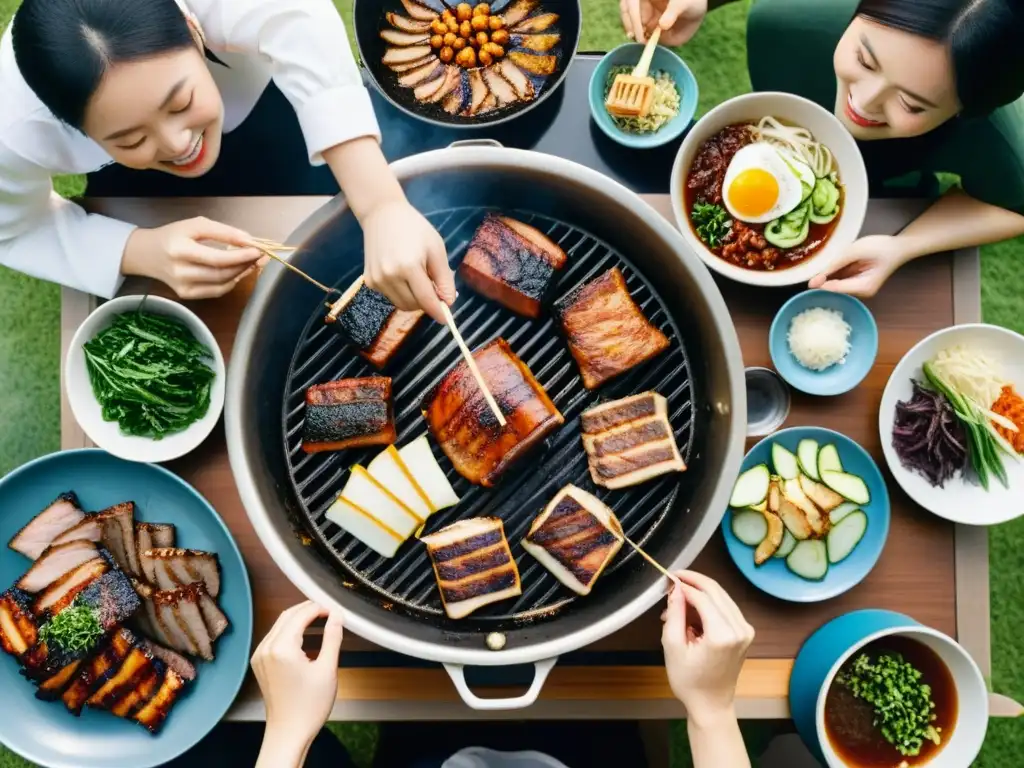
<box><xmin>196</xmin><ymin>587</ymin><xmax>229</xmax><ymax>641</ymax></box>
<box><xmin>133</xmin><ymin>666</ymin><xmax>187</xmax><ymax>733</ymax></box>
<box><xmin>507</xmin><ymin>51</ymin><xmax>557</xmax><ymax>75</ymax></box>
<box><xmin>49</xmin><ymin>515</ymin><xmax>102</xmax><ymax>549</ymax></box>
<box><xmin>8</xmin><ymin>492</ymin><xmax>85</xmax><ymax>560</ymax></box>
<box><xmin>513</xmin><ymin>33</ymin><xmax>561</xmax><ymax>52</ymax></box>
<box><xmin>580</xmin><ymin>392</ymin><xmax>661</xmax><ymax>433</ymax></box>
<box><xmin>399</xmin><ymin>0</ymin><xmax>437</xmax><ymax>23</ymax></box>
<box><xmin>385</xmin><ymin>12</ymin><xmax>433</xmax><ymax>34</ymax></box>
<box><xmin>554</xmin><ymin>267</ymin><xmax>670</xmax><ymax>390</ymax></box>
<box><xmin>521</xmin><ymin>485</ymin><xmax>624</xmax><ymax>596</ymax></box>
<box><xmin>155</xmin><ymin>584</ymin><xmax>214</xmax><ymax>661</ymax></box>
<box><xmin>87</xmin><ymin>642</ymin><xmax>155</xmax><ymax>710</ymax></box>
<box><xmin>383</xmin><ymin>44</ymin><xmax>434</xmax><ymax>66</ymax></box>
<box><xmin>110</xmin><ymin>665</ymin><xmax>163</xmax><ymax>718</ymax></box>
<box><xmin>511</xmin><ymin>13</ymin><xmax>559</xmax><ymax>34</ymax></box>
<box><xmin>131</xmin><ymin>580</ymin><xmax>176</xmax><ymax>648</ymax></box>
<box><xmin>0</xmin><ymin>588</ymin><xmax>38</xmax><ymax>658</ymax></box>
<box><xmin>501</xmin><ymin>0</ymin><xmax>539</xmax><ymax>26</ymax></box>
<box><xmin>147</xmin><ymin>524</ymin><xmax>176</xmax><ymax>549</ymax></box>
<box><xmin>17</xmin><ymin>540</ymin><xmax>98</xmax><ymax>593</ymax></box>
<box><xmin>421</xmin><ymin>518</ymin><xmax>522</xmax><ymax>619</ymax></box>
<box><xmin>422</xmin><ymin>338</ymin><xmax>563</xmax><ymax>487</ymax></box>
<box><xmin>302</xmin><ymin>377</ymin><xmax>397</xmax><ymax>454</ymax></box>
<box><xmin>62</xmin><ymin>628</ymin><xmax>135</xmax><ymax>715</ymax></box>
<box><xmin>154</xmin><ymin>593</ymin><xmax>197</xmax><ymax>657</ymax></box>
<box><xmin>96</xmin><ymin>502</ymin><xmax>140</xmax><ymax>578</ymax></box>
<box><xmin>136</xmin><ymin>523</ymin><xmax>177</xmax><ymax>583</ymax></box>
<box><xmin>35</xmin><ymin>658</ymin><xmax>85</xmax><ymax>700</ymax></box>
<box><xmin>140</xmin><ymin>548</ymin><xmax>221</xmax><ymax>598</ymax></box>
<box><xmin>139</xmin><ymin>638</ymin><xmax>197</xmax><ymax>682</ymax></box>
<box><xmin>32</xmin><ymin>557</ymin><xmax>109</xmax><ymax>616</ymax></box>
<box><xmin>325</xmin><ymin>277</ymin><xmax>424</xmax><ymax>369</ymax></box>
<box><xmin>496</xmin><ymin>59</ymin><xmax>535</xmax><ymax>99</ymax></box>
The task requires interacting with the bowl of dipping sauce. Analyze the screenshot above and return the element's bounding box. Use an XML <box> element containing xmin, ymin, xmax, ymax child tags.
<box><xmin>770</xmin><ymin>289</ymin><xmax>877</xmax><ymax>396</ymax></box>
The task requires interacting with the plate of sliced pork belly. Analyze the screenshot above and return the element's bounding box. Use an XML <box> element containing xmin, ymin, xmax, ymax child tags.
<box><xmin>0</xmin><ymin>449</ymin><xmax>252</xmax><ymax>768</ymax></box>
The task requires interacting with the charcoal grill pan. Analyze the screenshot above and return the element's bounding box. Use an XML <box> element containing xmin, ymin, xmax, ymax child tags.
<box><xmin>226</xmin><ymin>144</ymin><xmax>746</xmax><ymax>710</ymax></box>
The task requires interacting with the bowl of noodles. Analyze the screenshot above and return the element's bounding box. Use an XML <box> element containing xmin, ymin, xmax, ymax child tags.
<box><xmin>670</xmin><ymin>92</ymin><xmax>868</xmax><ymax>287</ymax></box>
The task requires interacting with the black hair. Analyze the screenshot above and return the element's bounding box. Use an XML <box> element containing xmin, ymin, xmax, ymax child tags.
<box><xmin>12</xmin><ymin>0</ymin><xmax>197</xmax><ymax>130</ymax></box>
<box><xmin>856</xmin><ymin>0</ymin><xmax>1024</xmax><ymax>117</ymax></box>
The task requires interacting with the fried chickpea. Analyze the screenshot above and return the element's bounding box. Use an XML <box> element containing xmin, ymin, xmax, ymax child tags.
<box><xmin>474</xmin><ymin>3</ymin><xmax>490</xmax><ymax>15</ymax></box>
<box><xmin>478</xmin><ymin>49</ymin><xmax>493</xmax><ymax>66</ymax></box>
<box><xmin>430</xmin><ymin>34</ymin><xmax>444</xmax><ymax>49</ymax></box>
<box><xmin>490</xmin><ymin>28</ymin><xmax>509</xmax><ymax>45</ymax></box>
<box><xmin>441</xmin><ymin>9</ymin><xmax>455</xmax><ymax>22</ymax></box>
<box><xmin>456</xmin><ymin>47</ymin><xmax>477</xmax><ymax>68</ymax></box>
<box><xmin>475</xmin><ymin>31</ymin><xmax>490</xmax><ymax>47</ymax></box>
<box><xmin>456</xmin><ymin>3</ymin><xmax>473</xmax><ymax>21</ymax></box>
<box><xmin>452</xmin><ymin>36</ymin><xmax>467</xmax><ymax>50</ymax></box>
<box><xmin>439</xmin><ymin>45</ymin><xmax>455</xmax><ymax>63</ymax></box>
<box><xmin>471</xmin><ymin>15</ymin><xmax>489</xmax><ymax>32</ymax></box>
<box><xmin>431</xmin><ymin>19</ymin><xmax>448</xmax><ymax>35</ymax></box>
<box><xmin>459</xmin><ymin>20</ymin><xmax>473</xmax><ymax>38</ymax></box>
<box><xmin>447</xmin><ymin>18</ymin><xmax>459</xmax><ymax>32</ymax></box>
<box><xmin>483</xmin><ymin>42</ymin><xmax>505</xmax><ymax>58</ymax></box>
<box><xmin>443</xmin><ymin>31</ymin><xmax>458</xmax><ymax>46</ymax></box>
<box><xmin>488</xmin><ymin>15</ymin><xmax>504</xmax><ymax>30</ymax></box>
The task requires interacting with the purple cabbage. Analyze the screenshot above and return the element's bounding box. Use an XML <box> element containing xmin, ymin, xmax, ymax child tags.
<box><xmin>892</xmin><ymin>381</ymin><xmax>968</xmax><ymax>487</ymax></box>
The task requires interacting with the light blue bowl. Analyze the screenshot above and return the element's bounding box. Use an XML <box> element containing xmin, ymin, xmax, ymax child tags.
<box><xmin>770</xmin><ymin>289</ymin><xmax>878</xmax><ymax>396</ymax></box>
<box><xmin>0</xmin><ymin>449</ymin><xmax>254</xmax><ymax>768</ymax></box>
<box><xmin>720</xmin><ymin>426</ymin><xmax>890</xmax><ymax>603</ymax></box>
<box><xmin>589</xmin><ymin>43</ymin><xmax>699</xmax><ymax>149</ymax></box>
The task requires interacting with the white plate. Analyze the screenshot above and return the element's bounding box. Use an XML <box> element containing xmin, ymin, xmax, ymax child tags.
<box><xmin>879</xmin><ymin>324</ymin><xmax>1024</xmax><ymax>526</ymax></box>
<box><xmin>65</xmin><ymin>295</ymin><xmax>226</xmax><ymax>463</ymax></box>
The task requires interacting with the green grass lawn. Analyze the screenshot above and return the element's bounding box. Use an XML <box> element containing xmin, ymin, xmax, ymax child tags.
<box><xmin>0</xmin><ymin>1</ymin><xmax>1020</xmax><ymax>766</ymax></box>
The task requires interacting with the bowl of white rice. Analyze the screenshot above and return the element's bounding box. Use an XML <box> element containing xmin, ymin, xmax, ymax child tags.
<box><xmin>769</xmin><ymin>289</ymin><xmax>878</xmax><ymax>396</ymax></box>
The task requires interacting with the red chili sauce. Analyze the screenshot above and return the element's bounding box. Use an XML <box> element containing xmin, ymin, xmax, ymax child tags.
<box><xmin>684</xmin><ymin>124</ymin><xmax>842</xmax><ymax>271</ymax></box>
<box><xmin>824</xmin><ymin>637</ymin><xmax>958</xmax><ymax>768</ymax></box>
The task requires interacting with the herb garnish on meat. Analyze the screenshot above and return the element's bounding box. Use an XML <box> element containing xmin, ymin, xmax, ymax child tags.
<box><xmin>39</xmin><ymin>598</ymin><xmax>103</xmax><ymax>655</ymax></box>
<box><xmin>691</xmin><ymin>202</ymin><xmax>732</xmax><ymax>248</ymax></box>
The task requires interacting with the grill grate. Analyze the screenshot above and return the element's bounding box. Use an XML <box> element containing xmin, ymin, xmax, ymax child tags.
<box><xmin>282</xmin><ymin>206</ymin><xmax>697</xmax><ymax>624</ymax></box>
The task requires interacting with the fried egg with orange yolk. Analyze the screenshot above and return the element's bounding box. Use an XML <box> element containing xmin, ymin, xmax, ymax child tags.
<box><xmin>722</xmin><ymin>143</ymin><xmax>806</xmax><ymax>224</ymax></box>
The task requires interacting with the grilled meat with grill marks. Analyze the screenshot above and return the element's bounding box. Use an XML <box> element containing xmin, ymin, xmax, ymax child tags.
<box><xmin>459</xmin><ymin>215</ymin><xmax>568</xmax><ymax>318</ymax></box>
<box><xmin>35</xmin><ymin>657</ymin><xmax>85</xmax><ymax>700</ymax></box>
<box><xmin>422</xmin><ymin>338</ymin><xmax>563</xmax><ymax>487</ymax></box>
<box><xmin>140</xmin><ymin>548</ymin><xmax>221</xmax><ymax>598</ymax></box>
<box><xmin>302</xmin><ymin>377</ymin><xmax>397</xmax><ymax>453</ymax></box>
<box><xmin>153</xmin><ymin>583</ymin><xmax>219</xmax><ymax>661</ymax></box>
<box><xmin>17</xmin><ymin>540</ymin><xmax>98</xmax><ymax>593</ymax></box>
<box><xmin>325</xmin><ymin>277</ymin><xmax>424</xmax><ymax>368</ymax></box>
<box><xmin>133</xmin><ymin>666</ymin><xmax>186</xmax><ymax>733</ymax></box>
<box><xmin>62</xmin><ymin>627</ymin><xmax>135</xmax><ymax>715</ymax></box>
<box><xmin>422</xmin><ymin>518</ymin><xmax>522</xmax><ymax>619</ymax></box>
<box><xmin>521</xmin><ymin>485</ymin><xmax>624</xmax><ymax>595</ymax></box>
<box><xmin>98</xmin><ymin>502</ymin><xmax>140</xmax><ymax>578</ymax></box>
<box><xmin>86</xmin><ymin>642</ymin><xmax>155</xmax><ymax>710</ymax></box>
<box><xmin>8</xmin><ymin>492</ymin><xmax>85</xmax><ymax>560</ymax></box>
<box><xmin>110</xmin><ymin>665</ymin><xmax>163</xmax><ymax>718</ymax></box>
<box><xmin>0</xmin><ymin>588</ymin><xmax>38</xmax><ymax>658</ymax></box>
<box><xmin>555</xmin><ymin>268</ymin><xmax>670</xmax><ymax>390</ymax></box>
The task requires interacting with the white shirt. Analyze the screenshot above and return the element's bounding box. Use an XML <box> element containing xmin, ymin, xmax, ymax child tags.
<box><xmin>0</xmin><ymin>0</ymin><xmax>381</xmax><ymax>298</ymax></box>
<box><xmin>442</xmin><ymin>748</ymin><xmax>570</xmax><ymax>768</ymax></box>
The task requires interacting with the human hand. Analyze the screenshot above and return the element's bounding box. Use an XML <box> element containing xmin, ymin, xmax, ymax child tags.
<box><xmin>661</xmin><ymin>571</ymin><xmax>755</xmax><ymax>726</ymax></box>
<box><xmin>362</xmin><ymin>198</ymin><xmax>455</xmax><ymax>324</ymax></box>
<box><xmin>121</xmin><ymin>217</ymin><xmax>265</xmax><ymax>300</ymax></box>
<box><xmin>620</xmin><ymin>0</ymin><xmax>708</xmax><ymax>46</ymax></box>
<box><xmin>251</xmin><ymin>601</ymin><xmax>344</xmax><ymax>752</ymax></box>
<box><xmin>808</xmin><ymin>235</ymin><xmax>909</xmax><ymax>298</ymax></box>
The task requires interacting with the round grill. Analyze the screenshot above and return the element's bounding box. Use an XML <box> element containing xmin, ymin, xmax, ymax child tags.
<box><xmin>282</xmin><ymin>205</ymin><xmax>697</xmax><ymax>624</ymax></box>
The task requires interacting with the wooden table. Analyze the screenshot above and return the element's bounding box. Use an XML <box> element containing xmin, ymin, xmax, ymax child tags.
<box><xmin>62</xmin><ymin>195</ymin><xmax>1021</xmax><ymax>723</ymax></box>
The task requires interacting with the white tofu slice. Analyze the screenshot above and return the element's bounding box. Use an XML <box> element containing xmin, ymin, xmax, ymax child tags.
<box><xmin>368</xmin><ymin>445</ymin><xmax>434</xmax><ymax>521</ymax></box>
<box><xmin>341</xmin><ymin>466</ymin><xmax>422</xmax><ymax>539</ymax></box>
<box><xmin>325</xmin><ymin>497</ymin><xmax>403</xmax><ymax>558</ymax></box>
<box><xmin>399</xmin><ymin>436</ymin><xmax>460</xmax><ymax>510</ymax></box>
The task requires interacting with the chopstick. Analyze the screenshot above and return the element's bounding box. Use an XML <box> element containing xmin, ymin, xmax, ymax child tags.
<box><xmin>246</xmin><ymin>239</ymin><xmax>335</xmax><ymax>297</ymax></box>
<box><xmin>440</xmin><ymin>303</ymin><xmax>507</xmax><ymax>428</ymax></box>
<box><xmin>621</xmin><ymin>534</ymin><xmax>681</xmax><ymax>585</ymax></box>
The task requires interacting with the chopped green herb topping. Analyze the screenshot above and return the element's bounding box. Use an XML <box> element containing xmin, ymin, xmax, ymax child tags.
<box><xmin>691</xmin><ymin>202</ymin><xmax>732</xmax><ymax>249</ymax></box>
<box><xmin>39</xmin><ymin>598</ymin><xmax>103</xmax><ymax>655</ymax></box>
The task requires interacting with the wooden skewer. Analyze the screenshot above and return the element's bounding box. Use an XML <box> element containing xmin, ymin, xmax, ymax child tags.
<box><xmin>621</xmin><ymin>534</ymin><xmax>681</xmax><ymax>585</ymax></box>
<box><xmin>247</xmin><ymin>241</ymin><xmax>335</xmax><ymax>296</ymax></box>
<box><xmin>439</xmin><ymin>303</ymin><xmax>507</xmax><ymax>428</ymax></box>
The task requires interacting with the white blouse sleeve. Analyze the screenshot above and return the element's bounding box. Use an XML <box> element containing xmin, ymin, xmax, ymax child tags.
<box><xmin>195</xmin><ymin>0</ymin><xmax>382</xmax><ymax>165</ymax></box>
<box><xmin>0</xmin><ymin>144</ymin><xmax>135</xmax><ymax>298</ymax></box>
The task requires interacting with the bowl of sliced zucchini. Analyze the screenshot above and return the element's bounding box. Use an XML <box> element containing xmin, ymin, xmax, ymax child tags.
<box><xmin>721</xmin><ymin>426</ymin><xmax>890</xmax><ymax>602</ymax></box>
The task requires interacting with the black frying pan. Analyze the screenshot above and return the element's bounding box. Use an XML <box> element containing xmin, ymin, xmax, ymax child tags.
<box><xmin>354</xmin><ymin>0</ymin><xmax>581</xmax><ymax>128</ymax></box>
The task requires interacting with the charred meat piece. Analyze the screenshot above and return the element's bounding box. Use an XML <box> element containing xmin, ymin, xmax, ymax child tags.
<box><xmin>521</xmin><ymin>485</ymin><xmax>624</xmax><ymax>595</ymax></box>
<box><xmin>0</xmin><ymin>588</ymin><xmax>38</xmax><ymax>658</ymax></box>
<box><xmin>459</xmin><ymin>215</ymin><xmax>568</xmax><ymax>318</ymax></box>
<box><xmin>140</xmin><ymin>548</ymin><xmax>221</xmax><ymax>598</ymax></box>
<box><xmin>8</xmin><ymin>492</ymin><xmax>85</xmax><ymax>560</ymax></box>
<box><xmin>467</xmin><ymin>69</ymin><xmax>489</xmax><ymax>115</ymax></box>
<box><xmin>581</xmin><ymin>392</ymin><xmax>686</xmax><ymax>489</ymax></box>
<box><xmin>154</xmin><ymin>585</ymin><xmax>214</xmax><ymax>661</ymax></box>
<box><xmin>62</xmin><ymin>627</ymin><xmax>135</xmax><ymax>715</ymax></box>
<box><xmin>35</xmin><ymin>657</ymin><xmax>85</xmax><ymax>700</ymax></box>
<box><xmin>422</xmin><ymin>338</ymin><xmax>563</xmax><ymax>487</ymax></box>
<box><xmin>32</xmin><ymin>556</ymin><xmax>109</xmax><ymax>616</ymax></box>
<box><xmin>326</xmin><ymin>276</ymin><xmax>424</xmax><ymax>369</ymax></box>
<box><xmin>139</xmin><ymin>638</ymin><xmax>197</xmax><ymax>682</ymax></box>
<box><xmin>77</xmin><ymin>568</ymin><xmax>142</xmax><ymax>630</ymax></box>
<box><xmin>17</xmin><ymin>540</ymin><xmax>98</xmax><ymax>593</ymax></box>
<box><xmin>496</xmin><ymin>60</ymin><xmax>535</xmax><ymax>99</ymax></box>
<box><xmin>87</xmin><ymin>642</ymin><xmax>156</xmax><ymax>711</ymax></box>
<box><xmin>110</xmin><ymin>665</ymin><xmax>163</xmax><ymax>718</ymax></box>
<box><xmin>421</xmin><ymin>518</ymin><xmax>522</xmax><ymax>619</ymax></box>
<box><xmin>133</xmin><ymin>666</ymin><xmax>186</xmax><ymax>733</ymax></box>
<box><xmin>302</xmin><ymin>377</ymin><xmax>397</xmax><ymax>454</ymax></box>
<box><xmin>555</xmin><ymin>267</ymin><xmax>670</xmax><ymax>390</ymax></box>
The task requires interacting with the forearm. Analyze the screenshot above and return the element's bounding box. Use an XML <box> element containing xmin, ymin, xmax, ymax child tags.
<box><xmin>687</xmin><ymin>708</ymin><xmax>751</xmax><ymax>768</ymax></box>
<box><xmin>323</xmin><ymin>138</ymin><xmax>406</xmax><ymax>222</ymax></box>
<box><xmin>255</xmin><ymin>724</ymin><xmax>312</xmax><ymax>768</ymax></box>
<box><xmin>895</xmin><ymin>190</ymin><xmax>1024</xmax><ymax>263</ymax></box>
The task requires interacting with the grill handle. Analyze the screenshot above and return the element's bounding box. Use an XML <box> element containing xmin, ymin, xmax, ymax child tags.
<box><xmin>443</xmin><ymin>657</ymin><xmax>558</xmax><ymax>711</ymax></box>
<box><xmin>446</xmin><ymin>139</ymin><xmax>505</xmax><ymax>149</ymax></box>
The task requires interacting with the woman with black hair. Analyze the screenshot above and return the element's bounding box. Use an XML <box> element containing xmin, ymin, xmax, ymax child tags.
<box><xmin>0</xmin><ymin>0</ymin><xmax>455</xmax><ymax>321</ymax></box>
<box><xmin>622</xmin><ymin>0</ymin><xmax>1024</xmax><ymax>296</ymax></box>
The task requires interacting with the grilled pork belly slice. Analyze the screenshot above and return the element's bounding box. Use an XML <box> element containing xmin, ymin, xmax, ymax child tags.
<box><xmin>49</xmin><ymin>515</ymin><xmax>102</xmax><ymax>549</ymax></box>
<box><xmin>459</xmin><ymin>215</ymin><xmax>568</xmax><ymax>318</ymax></box>
<box><xmin>501</xmin><ymin>0</ymin><xmax>539</xmax><ymax>27</ymax></box>
<box><xmin>32</xmin><ymin>556</ymin><xmax>109</xmax><ymax>616</ymax></box>
<box><xmin>399</xmin><ymin>0</ymin><xmax>438</xmax><ymax>23</ymax></box>
<box><xmin>422</xmin><ymin>338</ymin><xmax>563</xmax><ymax>487</ymax></box>
<box><xmin>62</xmin><ymin>627</ymin><xmax>135</xmax><ymax>715</ymax></box>
<box><xmin>98</xmin><ymin>502</ymin><xmax>140</xmax><ymax>578</ymax></box>
<box><xmin>196</xmin><ymin>587</ymin><xmax>229</xmax><ymax>641</ymax></box>
<box><xmin>35</xmin><ymin>658</ymin><xmax>85</xmax><ymax>700</ymax></box>
<box><xmin>139</xmin><ymin>638</ymin><xmax>197</xmax><ymax>682</ymax></box>
<box><xmin>325</xmin><ymin>277</ymin><xmax>423</xmax><ymax>369</ymax></box>
<box><xmin>421</xmin><ymin>518</ymin><xmax>522</xmax><ymax>619</ymax></box>
<box><xmin>513</xmin><ymin>33</ymin><xmax>561</xmax><ymax>52</ymax></box>
<box><xmin>385</xmin><ymin>12</ymin><xmax>433</xmax><ymax>34</ymax></box>
<box><xmin>146</xmin><ymin>524</ymin><xmax>176</xmax><ymax>549</ymax></box>
<box><xmin>110</xmin><ymin>665</ymin><xmax>163</xmax><ymax>718</ymax></box>
<box><xmin>496</xmin><ymin>60</ymin><xmax>535</xmax><ymax>100</ymax></box>
<box><xmin>76</xmin><ymin>568</ymin><xmax>142</xmax><ymax>630</ymax></box>
<box><xmin>383</xmin><ymin>44</ymin><xmax>434</xmax><ymax>66</ymax></box>
<box><xmin>522</xmin><ymin>485</ymin><xmax>624</xmax><ymax>596</ymax></box>
<box><xmin>511</xmin><ymin>13</ymin><xmax>559</xmax><ymax>34</ymax></box>
<box><xmin>0</xmin><ymin>588</ymin><xmax>38</xmax><ymax>658</ymax></box>
<box><xmin>141</xmin><ymin>548</ymin><xmax>221</xmax><ymax>598</ymax></box>
<box><xmin>136</xmin><ymin>523</ymin><xmax>177</xmax><ymax>583</ymax></box>
<box><xmin>133</xmin><ymin>666</ymin><xmax>186</xmax><ymax>733</ymax></box>
<box><xmin>87</xmin><ymin>642</ymin><xmax>155</xmax><ymax>710</ymax></box>
<box><xmin>302</xmin><ymin>377</ymin><xmax>397</xmax><ymax>454</ymax></box>
<box><xmin>8</xmin><ymin>492</ymin><xmax>85</xmax><ymax>560</ymax></box>
<box><xmin>155</xmin><ymin>584</ymin><xmax>213</xmax><ymax>661</ymax></box>
<box><xmin>555</xmin><ymin>267</ymin><xmax>670</xmax><ymax>390</ymax></box>
<box><xmin>132</xmin><ymin>580</ymin><xmax>177</xmax><ymax>649</ymax></box>
<box><xmin>507</xmin><ymin>51</ymin><xmax>557</xmax><ymax>75</ymax></box>
<box><xmin>17</xmin><ymin>540</ymin><xmax>98</xmax><ymax>593</ymax></box>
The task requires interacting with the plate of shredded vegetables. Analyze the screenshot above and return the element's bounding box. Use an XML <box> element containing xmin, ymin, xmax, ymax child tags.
<box><xmin>65</xmin><ymin>295</ymin><xmax>226</xmax><ymax>464</ymax></box>
<box><xmin>879</xmin><ymin>324</ymin><xmax>1024</xmax><ymax>525</ymax></box>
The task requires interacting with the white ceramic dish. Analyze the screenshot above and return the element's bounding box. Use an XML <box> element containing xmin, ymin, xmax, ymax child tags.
<box><xmin>816</xmin><ymin>625</ymin><xmax>989</xmax><ymax>768</ymax></box>
<box><xmin>65</xmin><ymin>295</ymin><xmax>226</xmax><ymax>463</ymax></box>
<box><xmin>670</xmin><ymin>92</ymin><xmax>868</xmax><ymax>287</ymax></box>
<box><xmin>879</xmin><ymin>324</ymin><xmax>1024</xmax><ymax>526</ymax></box>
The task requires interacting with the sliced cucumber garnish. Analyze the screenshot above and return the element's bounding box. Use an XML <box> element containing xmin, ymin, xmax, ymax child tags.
<box><xmin>818</xmin><ymin>444</ymin><xmax>843</xmax><ymax>476</ymax></box>
<box><xmin>786</xmin><ymin>540</ymin><xmax>829</xmax><ymax>581</ymax></box>
<box><xmin>829</xmin><ymin>502</ymin><xmax>860</xmax><ymax>525</ymax></box>
<box><xmin>774</xmin><ymin>528</ymin><xmax>798</xmax><ymax>559</ymax></box>
<box><xmin>821</xmin><ymin>470</ymin><xmax>871</xmax><ymax>506</ymax></box>
<box><xmin>750</xmin><ymin>499</ymin><xmax>767</xmax><ymax>513</ymax></box>
<box><xmin>730</xmin><ymin>465</ymin><xmax>771</xmax><ymax>508</ymax></box>
<box><xmin>731</xmin><ymin>510</ymin><xmax>769</xmax><ymax>547</ymax></box>
<box><xmin>772</xmin><ymin>443</ymin><xmax>800</xmax><ymax>481</ymax></box>
<box><xmin>797</xmin><ymin>439</ymin><xmax>820</xmax><ymax>481</ymax></box>
<box><xmin>826</xmin><ymin>511</ymin><xmax>867</xmax><ymax>564</ymax></box>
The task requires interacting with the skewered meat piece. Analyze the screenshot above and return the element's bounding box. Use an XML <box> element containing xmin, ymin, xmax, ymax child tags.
<box><xmin>17</xmin><ymin>540</ymin><xmax>98</xmax><ymax>593</ymax></box>
<box><xmin>507</xmin><ymin>51</ymin><xmax>557</xmax><ymax>75</ymax></box>
<box><xmin>32</xmin><ymin>556</ymin><xmax>109</xmax><ymax>616</ymax></box>
<box><xmin>581</xmin><ymin>392</ymin><xmax>686</xmax><ymax>489</ymax></box>
<box><xmin>511</xmin><ymin>12</ymin><xmax>559</xmax><ymax>33</ymax></box>
<box><xmin>133</xmin><ymin>666</ymin><xmax>186</xmax><ymax>733</ymax></box>
<box><xmin>521</xmin><ymin>485</ymin><xmax>624</xmax><ymax>595</ymax></box>
<box><xmin>421</xmin><ymin>518</ymin><xmax>522</xmax><ymax>619</ymax></box>
<box><xmin>386</xmin><ymin>12</ymin><xmax>434</xmax><ymax>34</ymax></box>
<box><xmin>422</xmin><ymin>338</ymin><xmax>563</xmax><ymax>487</ymax></box>
<box><xmin>459</xmin><ymin>215</ymin><xmax>567</xmax><ymax>318</ymax></box>
<box><xmin>500</xmin><ymin>0</ymin><xmax>539</xmax><ymax>27</ymax></box>
<box><xmin>325</xmin><ymin>277</ymin><xmax>424</xmax><ymax>369</ymax></box>
<box><xmin>62</xmin><ymin>627</ymin><xmax>135</xmax><ymax>715</ymax></box>
<box><xmin>140</xmin><ymin>548</ymin><xmax>222</xmax><ymax>598</ymax></box>
<box><xmin>7</xmin><ymin>492</ymin><xmax>85</xmax><ymax>560</ymax></box>
<box><xmin>514</xmin><ymin>33</ymin><xmax>560</xmax><ymax>52</ymax></box>
<box><xmin>139</xmin><ymin>638</ymin><xmax>197</xmax><ymax>682</ymax></box>
<box><xmin>0</xmin><ymin>588</ymin><xmax>38</xmax><ymax>658</ymax></box>
<box><xmin>554</xmin><ymin>267</ymin><xmax>670</xmax><ymax>389</ymax></box>
<box><xmin>400</xmin><ymin>0</ymin><xmax>438</xmax><ymax>22</ymax></box>
<box><xmin>302</xmin><ymin>377</ymin><xmax>397</xmax><ymax>454</ymax></box>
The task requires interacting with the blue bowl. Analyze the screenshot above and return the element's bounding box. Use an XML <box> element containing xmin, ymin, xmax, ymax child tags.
<box><xmin>589</xmin><ymin>43</ymin><xmax>699</xmax><ymax>149</ymax></box>
<box><xmin>0</xmin><ymin>450</ymin><xmax>253</xmax><ymax>768</ymax></box>
<box><xmin>720</xmin><ymin>427</ymin><xmax>890</xmax><ymax>602</ymax></box>
<box><xmin>769</xmin><ymin>289</ymin><xmax>878</xmax><ymax>396</ymax></box>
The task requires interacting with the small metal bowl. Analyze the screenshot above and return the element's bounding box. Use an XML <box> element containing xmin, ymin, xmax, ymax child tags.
<box><xmin>745</xmin><ymin>367</ymin><xmax>791</xmax><ymax>437</ymax></box>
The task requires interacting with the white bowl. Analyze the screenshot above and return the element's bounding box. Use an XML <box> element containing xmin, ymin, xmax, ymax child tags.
<box><xmin>65</xmin><ymin>295</ymin><xmax>226</xmax><ymax>463</ymax></box>
<box><xmin>670</xmin><ymin>92</ymin><xmax>868</xmax><ymax>287</ymax></box>
<box><xmin>879</xmin><ymin>323</ymin><xmax>1024</xmax><ymax>526</ymax></box>
<box><xmin>816</xmin><ymin>625</ymin><xmax>989</xmax><ymax>768</ymax></box>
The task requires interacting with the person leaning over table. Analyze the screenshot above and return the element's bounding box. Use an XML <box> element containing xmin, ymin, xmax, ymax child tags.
<box><xmin>621</xmin><ymin>0</ymin><xmax>1024</xmax><ymax>297</ymax></box>
<box><xmin>0</xmin><ymin>0</ymin><xmax>455</xmax><ymax>322</ymax></box>
<box><xmin>248</xmin><ymin>572</ymin><xmax>755</xmax><ymax>768</ymax></box>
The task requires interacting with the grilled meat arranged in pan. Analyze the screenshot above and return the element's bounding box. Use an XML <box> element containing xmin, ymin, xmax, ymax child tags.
<box><xmin>521</xmin><ymin>485</ymin><xmax>624</xmax><ymax>596</ymax></box>
<box><xmin>459</xmin><ymin>215</ymin><xmax>567</xmax><ymax>318</ymax></box>
<box><xmin>303</xmin><ymin>377</ymin><xmax>397</xmax><ymax>453</ymax></box>
<box><xmin>326</xmin><ymin>276</ymin><xmax>424</xmax><ymax>368</ymax></box>
<box><xmin>421</xmin><ymin>518</ymin><xmax>522</xmax><ymax>619</ymax></box>
<box><xmin>555</xmin><ymin>267</ymin><xmax>670</xmax><ymax>389</ymax></box>
<box><xmin>581</xmin><ymin>392</ymin><xmax>686</xmax><ymax>489</ymax></box>
<box><xmin>422</xmin><ymin>338</ymin><xmax>563</xmax><ymax>486</ymax></box>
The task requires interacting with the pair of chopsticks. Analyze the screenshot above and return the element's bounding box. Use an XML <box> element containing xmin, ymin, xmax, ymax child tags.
<box><xmin>621</xmin><ymin>534</ymin><xmax>681</xmax><ymax>585</ymax></box>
